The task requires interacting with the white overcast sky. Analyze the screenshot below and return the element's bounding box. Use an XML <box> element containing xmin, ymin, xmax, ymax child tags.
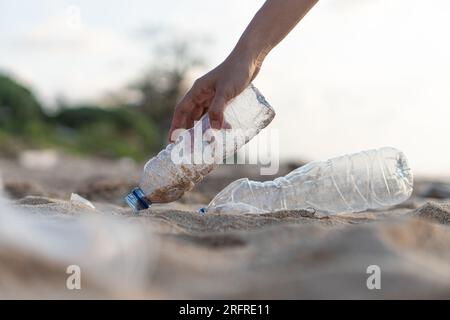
<box><xmin>1</xmin><ymin>0</ymin><xmax>450</xmax><ymax>177</ymax></box>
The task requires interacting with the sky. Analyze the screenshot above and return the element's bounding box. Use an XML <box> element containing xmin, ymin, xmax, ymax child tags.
<box><xmin>1</xmin><ymin>0</ymin><xmax>450</xmax><ymax>177</ymax></box>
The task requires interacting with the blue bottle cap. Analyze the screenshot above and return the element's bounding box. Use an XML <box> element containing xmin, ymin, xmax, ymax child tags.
<box><xmin>199</xmin><ymin>207</ymin><xmax>206</xmax><ymax>216</ymax></box>
<box><xmin>125</xmin><ymin>187</ymin><xmax>151</xmax><ymax>213</ymax></box>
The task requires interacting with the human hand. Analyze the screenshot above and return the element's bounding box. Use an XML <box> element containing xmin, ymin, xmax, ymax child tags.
<box><xmin>168</xmin><ymin>52</ymin><xmax>262</xmax><ymax>142</ymax></box>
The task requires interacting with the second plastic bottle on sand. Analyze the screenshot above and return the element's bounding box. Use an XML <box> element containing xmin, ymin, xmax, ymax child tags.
<box><xmin>203</xmin><ymin>147</ymin><xmax>413</xmax><ymax>215</ymax></box>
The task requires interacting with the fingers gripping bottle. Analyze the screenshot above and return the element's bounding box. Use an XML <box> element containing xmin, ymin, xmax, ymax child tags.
<box><xmin>125</xmin><ymin>84</ymin><xmax>276</xmax><ymax>212</ymax></box>
<box><xmin>203</xmin><ymin>147</ymin><xmax>413</xmax><ymax>215</ymax></box>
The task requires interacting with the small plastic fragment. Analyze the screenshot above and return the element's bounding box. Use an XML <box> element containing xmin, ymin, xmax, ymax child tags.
<box><xmin>70</xmin><ymin>193</ymin><xmax>96</xmax><ymax>209</ymax></box>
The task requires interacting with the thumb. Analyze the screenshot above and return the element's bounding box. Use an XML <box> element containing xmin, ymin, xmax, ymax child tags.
<box><xmin>208</xmin><ymin>93</ymin><xmax>227</xmax><ymax>130</ymax></box>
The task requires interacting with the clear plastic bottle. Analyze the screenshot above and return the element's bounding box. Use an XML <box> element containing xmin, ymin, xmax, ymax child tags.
<box><xmin>126</xmin><ymin>84</ymin><xmax>276</xmax><ymax>212</ymax></box>
<box><xmin>203</xmin><ymin>147</ymin><xmax>414</xmax><ymax>215</ymax></box>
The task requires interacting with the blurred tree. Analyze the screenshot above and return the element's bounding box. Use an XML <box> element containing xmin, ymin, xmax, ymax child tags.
<box><xmin>53</xmin><ymin>106</ymin><xmax>161</xmax><ymax>159</ymax></box>
<box><xmin>0</xmin><ymin>74</ymin><xmax>46</xmax><ymax>134</ymax></box>
<box><xmin>131</xmin><ymin>39</ymin><xmax>205</xmax><ymax>142</ymax></box>
<box><xmin>0</xmin><ymin>37</ymin><xmax>207</xmax><ymax>160</ymax></box>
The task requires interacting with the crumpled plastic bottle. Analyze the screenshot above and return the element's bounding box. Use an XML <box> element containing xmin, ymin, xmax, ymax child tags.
<box><xmin>202</xmin><ymin>147</ymin><xmax>414</xmax><ymax>215</ymax></box>
<box><xmin>126</xmin><ymin>84</ymin><xmax>276</xmax><ymax>212</ymax></box>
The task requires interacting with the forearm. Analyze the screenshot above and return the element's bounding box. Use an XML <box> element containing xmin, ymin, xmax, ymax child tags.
<box><xmin>229</xmin><ymin>0</ymin><xmax>318</xmax><ymax>65</ymax></box>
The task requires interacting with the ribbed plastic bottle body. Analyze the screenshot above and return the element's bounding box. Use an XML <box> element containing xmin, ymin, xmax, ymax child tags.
<box><xmin>139</xmin><ymin>84</ymin><xmax>275</xmax><ymax>203</ymax></box>
<box><xmin>205</xmin><ymin>147</ymin><xmax>414</xmax><ymax>215</ymax></box>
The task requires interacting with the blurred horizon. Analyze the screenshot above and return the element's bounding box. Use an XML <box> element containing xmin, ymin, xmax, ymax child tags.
<box><xmin>1</xmin><ymin>0</ymin><xmax>450</xmax><ymax>177</ymax></box>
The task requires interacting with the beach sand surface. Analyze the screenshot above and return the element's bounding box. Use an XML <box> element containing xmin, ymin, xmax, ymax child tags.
<box><xmin>1</xmin><ymin>153</ymin><xmax>450</xmax><ymax>299</ymax></box>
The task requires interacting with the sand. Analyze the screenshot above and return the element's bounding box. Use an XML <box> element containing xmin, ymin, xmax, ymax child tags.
<box><xmin>1</xmin><ymin>153</ymin><xmax>450</xmax><ymax>299</ymax></box>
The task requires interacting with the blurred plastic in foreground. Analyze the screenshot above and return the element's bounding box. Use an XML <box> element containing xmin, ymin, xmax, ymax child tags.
<box><xmin>0</xmin><ymin>193</ymin><xmax>158</xmax><ymax>298</ymax></box>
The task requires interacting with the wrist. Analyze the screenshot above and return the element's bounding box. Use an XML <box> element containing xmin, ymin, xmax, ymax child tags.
<box><xmin>228</xmin><ymin>40</ymin><xmax>270</xmax><ymax>70</ymax></box>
